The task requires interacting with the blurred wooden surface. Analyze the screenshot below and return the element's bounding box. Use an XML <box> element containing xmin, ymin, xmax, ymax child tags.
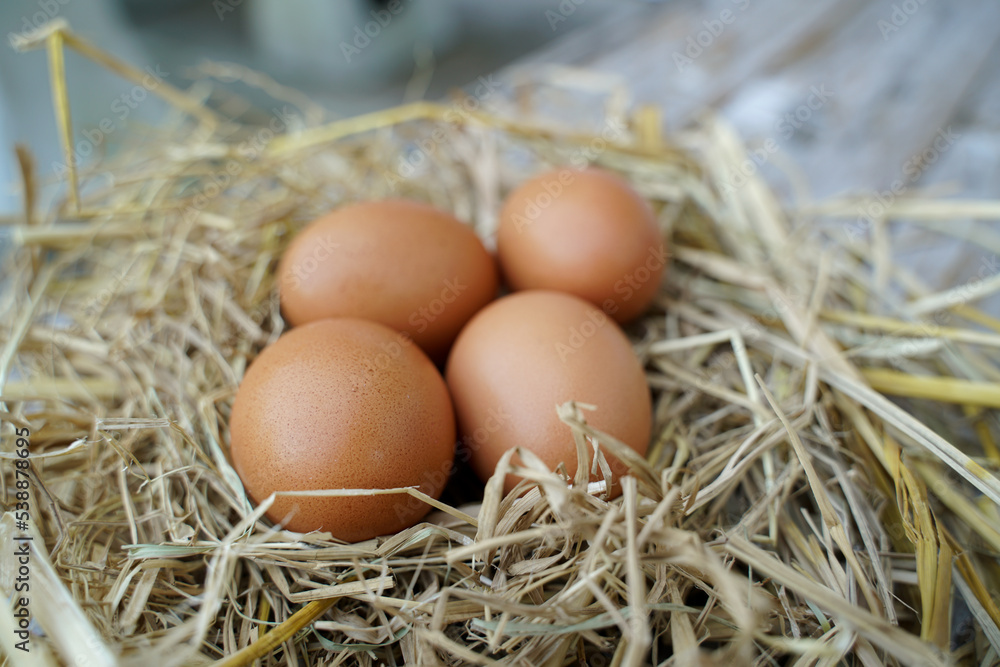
<box><xmin>505</xmin><ymin>0</ymin><xmax>1000</xmax><ymax>305</ymax></box>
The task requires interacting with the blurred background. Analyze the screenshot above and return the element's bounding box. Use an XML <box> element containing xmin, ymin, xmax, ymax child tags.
<box><xmin>1</xmin><ymin>0</ymin><xmax>999</xmax><ymax>308</ymax></box>
<box><xmin>0</xmin><ymin>0</ymin><xmax>615</xmax><ymax>215</ymax></box>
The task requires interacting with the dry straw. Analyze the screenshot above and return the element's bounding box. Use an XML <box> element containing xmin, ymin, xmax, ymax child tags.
<box><xmin>1</xmin><ymin>22</ymin><xmax>999</xmax><ymax>666</ymax></box>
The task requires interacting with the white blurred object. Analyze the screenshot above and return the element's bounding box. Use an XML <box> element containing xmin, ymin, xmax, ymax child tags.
<box><xmin>0</xmin><ymin>0</ymin><xmax>602</xmax><ymax>217</ymax></box>
<box><xmin>246</xmin><ymin>0</ymin><xmax>460</xmax><ymax>87</ymax></box>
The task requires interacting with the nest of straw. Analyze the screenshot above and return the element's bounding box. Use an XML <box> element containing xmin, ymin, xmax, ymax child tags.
<box><xmin>2</xmin><ymin>23</ymin><xmax>1000</xmax><ymax>667</ymax></box>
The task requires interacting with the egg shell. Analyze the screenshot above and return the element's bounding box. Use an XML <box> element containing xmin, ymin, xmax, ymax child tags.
<box><xmin>229</xmin><ymin>318</ymin><xmax>456</xmax><ymax>542</ymax></box>
<box><xmin>497</xmin><ymin>167</ymin><xmax>666</xmax><ymax>323</ymax></box>
<box><xmin>278</xmin><ymin>199</ymin><xmax>498</xmax><ymax>359</ymax></box>
<box><xmin>445</xmin><ymin>290</ymin><xmax>651</xmax><ymax>497</ymax></box>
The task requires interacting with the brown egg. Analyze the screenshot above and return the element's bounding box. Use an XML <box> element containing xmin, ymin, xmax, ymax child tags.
<box><xmin>278</xmin><ymin>199</ymin><xmax>498</xmax><ymax>360</ymax></box>
<box><xmin>229</xmin><ymin>318</ymin><xmax>455</xmax><ymax>541</ymax></box>
<box><xmin>497</xmin><ymin>167</ymin><xmax>666</xmax><ymax>323</ymax></box>
<box><xmin>445</xmin><ymin>290</ymin><xmax>651</xmax><ymax>497</ymax></box>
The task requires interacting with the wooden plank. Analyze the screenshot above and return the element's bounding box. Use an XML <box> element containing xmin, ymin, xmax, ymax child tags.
<box><xmin>502</xmin><ymin>0</ymin><xmax>1000</xmax><ymax>200</ymax></box>
<box><xmin>502</xmin><ymin>0</ymin><xmax>867</xmax><ymax>125</ymax></box>
<box><xmin>763</xmin><ymin>0</ymin><xmax>1000</xmax><ymax>197</ymax></box>
<box><xmin>887</xmin><ymin>36</ymin><xmax>1000</xmax><ymax>312</ymax></box>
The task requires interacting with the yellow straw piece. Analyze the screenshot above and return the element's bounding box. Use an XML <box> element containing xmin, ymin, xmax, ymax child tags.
<box><xmin>862</xmin><ymin>368</ymin><xmax>1000</xmax><ymax>408</ymax></box>
<box><xmin>212</xmin><ymin>598</ymin><xmax>336</xmax><ymax>667</ymax></box>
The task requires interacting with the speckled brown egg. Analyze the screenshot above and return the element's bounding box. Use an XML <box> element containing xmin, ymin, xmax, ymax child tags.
<box><xmin>277</xmin><ymin>199</ymin><xmax>498</xmax><ymax>360</ymax></box>
<box><xmin>229</xmin><ymin>318</ymin><xmax>455</xmax><ymax>541</ymax></box>
<box><xmin>497</xmin><ymin>167</ymin><xmax>666</xmax><ymax>323</ymax></box>
<box><xmin>445</xmin><ymin>290</ymin><xmax>651</xmax><ymax>497</ymax></box>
